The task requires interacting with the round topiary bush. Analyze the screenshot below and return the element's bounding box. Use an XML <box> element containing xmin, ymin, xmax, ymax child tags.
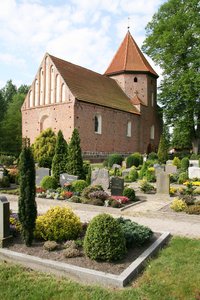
<box><xmin>178</xmin><ymin>171</ymin><xmax>188</xmax><ymax>184</ymax></box>
<box><xmin>126</xmin><ymin>152</ymin><xmax>143</xmax><ymax>168</ymax></box>
<box><xmin>35</xmin><ymin>206</ymin><xmax>82</xmax><ymax>242</ymax></box>
<box><xmin>148</xmin><ymin>152</ymin><xmax>158</xmax><ymax>160</ymax></box>
<box><xmin>71</xmin><ymin>180</ymin><xmax>88</xmax><ymax>193</ymax></box>
<box><xmin>40</xmin><ymin>176</ymin><xmax>58</xmax><ymax>190</ymax></box>
<box><xmin>128</xmin><ymin>168</ymin><xmax>138</xmax><ymax>182</ymax></box>
<box><xmin>123</xmin><ymin>187</ymin><xmax>136</xmax><ymax>201</ymax></box>
<box><xmin>172</xmin><ymin>157</ymin><xmax>181</xmax><ymax>168</ymax></box>
<box><xmin>107</xmin><ymin>153</ymin><xmax>123</xmax><ymax>168</ymax></box>
<box><xmin>181</xmin><ymin>157</ymin><xmax>189</xmax><ymax>171</ymax></box>
<box><xmin>83</xmin><ymin>214</ymin><xmax>126</xmax><ymax>261</ymax></box>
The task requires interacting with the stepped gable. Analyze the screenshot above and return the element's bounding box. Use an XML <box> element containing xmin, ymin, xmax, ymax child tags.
<box><xmin>105</xmin><ymin>30</ymin><xmax>158</xmax><ymax>77</ymax></box>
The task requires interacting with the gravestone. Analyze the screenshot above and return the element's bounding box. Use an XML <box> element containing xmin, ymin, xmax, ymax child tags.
<box><xmin>60</xmin><ymin>173</ymin><xmax>78</xmax><ymax>187</ymax></box>
<box><xmin>188</xmin><ymin>167</ymin><xmax>200</xmax><ymax>179</ymax></box>
<box><xmin>166</xmin><ymin>160</ymin><xmax>173</xmax><ymax>165</ymax></box>
<box><xmin>0</xmin><ymin>196</ymin><xmax>12</xmax><ymax>247</ymax></box>
<box><xmin>36</xmin><ymin>167</ymin><xmax>50</xmax><ymax>186</ymax></box>
<box><xmin>112</xmin><ymin>164</ymin><xmax>121</xmax><ymax>169</ymax></box>
<box><xmin>122</xmin><ymin>161</ymin><xmax>126</xmax><ymax>168</ymax></box>
<box><xmin>110</xmin><ymin>177</ymin><xmax>124</xmax><ymax>196</ymax></box>
<box><xmin>0</xmin><ymin>171</ymin><xmax>3</xmax><ymax>180</ymax></box>
<box><xmin>165</xmin><ymin>165</ymin><xmax>177</xmax><ymax>175</ymax></box>
<box><xmin>189</xmin><ymin>160</ymin><xmax>199</xmax><ymax>168</ymax></box>
<box><xmin>122</xmin><ymin>168</ymin><xmax>132</xmax><ymax>177</ymax></box>
<box><xmin>91</xmin><ymin>168</ymin><xmax>109</xmax><ymax>190</ymax></box>
<box><xmin>156</xmin><ymin>171</ymin><xmax>170</xmax><ymax>194</ymax></box>
<box><xmin>154</xmin><ymin>164</ymin><xmax>164</xmax><ymax>176</ymax></box>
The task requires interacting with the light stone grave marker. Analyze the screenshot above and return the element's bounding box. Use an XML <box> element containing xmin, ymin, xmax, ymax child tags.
<box><xmin>122</xmin><ymin>168</ymin><xmax>132</xmax><ymax>177</ymax></box>
<box><xmin>60</xmin><ymin>173</ymin><xmax>78</xmax><ymax>187</ymax></box>
<box><xmin>154</xmin><ymin>164</ymin><xmax>164</xmax><ymax>176</ymax></box>
<box><xmin>91</xmin><ymin>168</ymin><xmax>109</xmax><ymax>190</ymax></box>
<box><xmin>165</xmin><ymin>165</ymin><xmax>177</xmax><ymax>174</ymax></box>
<box><xmin>188</xmin><ymin>167</ymin><xmax>200</xmax><ymax>179</ymax></box>
<box><xmin>189</xmin><ymin>160</ymin><xmax>199</xmax><ymax>167</ymax></box>
<box><xmin>156</xmin><ymin>171</ymin><xmax>170</xmax><ymax>195</ymax></box>
<box><xmin>36</xmin><ymin>167</ymin><xmax>50</xmax><ymax>186</ymax></box>
<box><xmin>0</xmin><ymin>196</ymin><xmax>12</xmax><ymax>247</ymax></box>
<box><xmin>112</xmin><ymin>164</ymin><xmax>121</xmax><ymax>169</ymax></box>
<box><xmin>0</xmin><ymin>171</ymin><xmax>3</xmax><ymax>180</ymax></box>
<box><xmin>166</xmin><ymin>160</ymin><xmax>173</xmax><ymax>165</ymax></box>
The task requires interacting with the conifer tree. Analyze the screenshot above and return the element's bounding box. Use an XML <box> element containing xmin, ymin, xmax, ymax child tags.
<box><xmin>52</xmin><ymin>130</ymin><xmax>68</xmax><ymax>183</ymax></box>
<box><xmin>18</xmin><ymin>138</ymin><xmax>37</xmax><ymax>246</ymax></box>
<box><xmin>157</xmin><ymin>129</ymin><xmax>169</xmax><ymax>163</ymax></box>
<box><xmin>67</xmin><ymin>128</ymin><xmax>84</xmax><ymax>179</ymax></box>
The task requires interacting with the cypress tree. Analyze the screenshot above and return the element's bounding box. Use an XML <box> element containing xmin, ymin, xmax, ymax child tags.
<box><xmin>52</xmin><ymin>130</ymin><xmax>68</xmax><ymax>183</ymax></box>
<box><xmin>157</xmin><ymin>133</ymin><xmax>169</xmax><ymax>163</ymax></box>
<box><xmin>67</xmin><ymin>128</ymin><xmax>84</xmax><ymax>179</ymax></box>
<box><xmin>18</xmin><ymin>138</ymin><xmax>37</xmax><ymax>246</ymax></box>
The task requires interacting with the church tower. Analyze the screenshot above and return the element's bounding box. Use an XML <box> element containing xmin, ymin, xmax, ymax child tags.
<box><xmin>105</xmin><ymin>30</ymin><xmax>161</xmax><ymax>153</ymax></box>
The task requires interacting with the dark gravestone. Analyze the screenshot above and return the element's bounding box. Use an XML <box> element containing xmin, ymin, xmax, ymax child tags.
<box><xmin>0</xmin><ymin>196</ymin><xmax>12</xmax><ymax>247</ymax></box>
<box><xmin>111</xmin><ymin>177</ymin><xmax>124</xmax><ymax>196</ymax></box>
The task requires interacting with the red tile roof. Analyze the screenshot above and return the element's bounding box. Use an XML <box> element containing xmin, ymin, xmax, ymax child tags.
<box><xmin>49</xmin><ymin>54</ymin><xmax>140</xmax><ymax>115</ymax></box>
<box><xmin>105</xmin><ymin>31</ymin><xmax>158</xmax><ymax>77</ymax></box>
<box><xmin>131</xmin><ymin>95</ymin><xmax>145</xmax><ymax>106</ymax></box>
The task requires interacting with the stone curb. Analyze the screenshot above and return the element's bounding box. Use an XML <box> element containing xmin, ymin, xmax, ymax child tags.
<box><xmin>0</xmin><ymin>232</ymin><xmax>170</xmax><ymax>288</ymax></box>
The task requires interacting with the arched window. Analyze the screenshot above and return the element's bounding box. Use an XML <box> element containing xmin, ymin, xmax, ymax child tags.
<box><xmin>40</xmin><ymin>68</ymin><xmax>44</xmax><ymax>101</ymax></box>
<box><xmin>127</xmin><ymin>121</ymin><xmax>131</xmax><ymax>137</ymax></box>
<box><xmin>61</xmin><ymin>83</ymin><xmax>65</xmax><ymax>102</ymax></box>
<box><xmin>56</xmin><ymin>74</ymin><xmax>60</xmax><ymax>103</ymax></box>
<box><xmin>29</xmin><ymin>90</ymin><xmax>33</xmax><ymax>108</ymax></box>
<box><xmin>50</xmin><ymin>65</ymin><xmax>54</xmax><ymax>103</ymax></box>
<box><xmin>35</xmin><ymin>79</ymin><xmax>39</xmax><ymax>106</ymax></box>
<box><xmin>134</xmin><ymin>77</ymin><xmax>138</xmax><ymax>82</ymax></box>
<box><xmin>151</xmin><ymin>92</ymin><xmax>154</xmax><ymax>106</ymax></box>
<box><xmin>94</xmin><ymin>114</ymin><xmax>102</xmax><ymax>134</ymax></box>
<box><xmin>150</xmin><ymin>125</ymin><xmax>155</xmax><ymax>140</ymax></box>
<box><xmin>45</xmin><ymin>56</ymin><xmax>49</xmax><ymax>105</ymax></box>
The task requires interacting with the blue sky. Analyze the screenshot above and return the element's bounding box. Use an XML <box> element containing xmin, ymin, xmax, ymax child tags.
<box><xmin>0</xmin><ymin>0</ymin><xmax>167</xmax><ymax>88</ymax></box>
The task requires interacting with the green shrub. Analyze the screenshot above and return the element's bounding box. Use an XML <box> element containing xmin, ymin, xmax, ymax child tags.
<box><xmin>172</xmin><ymin>157</ymin><xmax>181</xmax><ymax>168</ymax></box>
<box><xmin>81</xmin><ymin>185</ymin><xmax>103</xmax><ymax>198</ymax></box>
<box><xmin>126</xmin><ymin>152</ymin><xmax>143</xmax><ymax>168</ymax></box>
<box><xmin>139</xmin><ymin>162</ymin><xmax>148</xmax><ymax>179</ymax></box>
<box><xmin>0</xmin><ymin>155</ymin><xmax>16</xmax><ymax>166</ymax></box>
<box><xmin>40</xmin><ymin>176</ymin><xmax>58</xmax><ymax>190</ymax></box>
<box><xmin>107</xmin><ymin>153</ymin><xmax>123</xmax><ymax>168</ymax></box>
<box><xmin>140</xmin><ymin>180</ymin><xmax>155</xmax><ymax>193</ymax></box>
<box><xmin>146</xmin><ymin>167</ymin><xmax>156</xmax><ymax>182</ymax></box>
<box><xmin>123</xmin><ymin>187</ymin><xmax>136</xmax><ymax>201</ymax></box>
<box><xmin>190</xmin><ymin>154</ymin><xmax>199</xmax><ymax>160</ymax></box>
<box><xmin>178</xmin><ymin>172</ymin><xmax>188</xmax><ymax>184</ymax></box>
<box><xmin>0</xmin><ymin>176</ymin><xmax>10</xmax><ymax>188</ymax></box>
<box><xmin>83</xmin><ymin>161</ymin><xmax>91</xmax><ymax>184</ymax></box>
<box><xmin>148</xmin><ymin>152</ymin><xmax>158</xmax><ymax>160</ymax></box>
<box><xmin>128</xmin><ymin>168</ymin><xmax>138</xmax><ymax>182</ymax></box>
<box><xmin>116</xmin><ymin>217</ymin><xmax>153</xmax><ymax>248</ymax></box>
<box><xmin>70</xmin><ymin>195</ymin><xmax>81</xmax><ymax>203</ymax></box>
<box><xmin>109</xmin><ymin>199</ymin><xmax>122</xmax><ymax>208</ymax></box>
<box><xmin>181</xmin><ymin>157</ymin><xmax>189</xmax><ymax>171</ymax></box>
<box><xmin>35</xmin><ymin>206</ymin><xmax>82</xmax><ymax>242</ymax></box>
<box><xmin>71</xmin><ymin>180</ymin><xmax>88</xmax><ymax>193</ymax></box>
<box><xmin>83</xmin><ymin>214</ymin><xmax>126</xmax><ymax>261</ymax></box>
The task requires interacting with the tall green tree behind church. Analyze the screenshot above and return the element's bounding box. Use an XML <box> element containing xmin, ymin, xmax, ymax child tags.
<box><xmin>142</xmin><ymin>0</ymin><xmax>200</xmax><ymax>153</ymax></box>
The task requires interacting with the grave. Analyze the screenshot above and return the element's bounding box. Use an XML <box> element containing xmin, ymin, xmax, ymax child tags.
<box><xmin>110</xmin><ymin>177</ymin><xmax>124</xmax><ymax>196</ymax></box>
<box><xmin>91</xmin><ymin>168</ymin><xmax>109</xmax><ymax>190</ymax></box>
<box><xmin>36</xmin><ymin>167</ymin><xmax>50</xmax><ymax>186</ymax></box>
<box><xmin>156</xmin><ymin>171</ymin><xmax>170</xmax><ymax>194</ymax></box>
<box><xmin>0</xmin><ymin>196</ymin><xmax>12</xmax><ymax>247</ymax></box>
<box><xmin>112</xmin><ymin>164</ymin><xmax>121</xmax><ymax>169</ymax></box>
<box><xmin>0</xmin><ymin>171</ymin><xmax>3</xmax><ymax>180</ymax></box>
<box><xmin>165</xmin><ymin>165</ymin><xmax>177</xmax><ymax>174</ymax></box>
<box><xmin>154</xmin><ymin>164</ymin><xmax>164</xmax><ymax>176</ymax></box>
<box><xmin>122</xmin><ymin>168</ymin><xmax>132</xmax><ymax>177</ymax></box>
<box><xmin>166</xmin><ymin>160</ymin><xmax>173</xmax><ymax>165</ymax></box>
<box><xmin>188</xmin><ymin>167</ymin><xmax>200</xmax><ymax>179</ymax></box>
<box><xmin>60</xmin><ymin>173</ymin><xmax>78</xmax><ymax>187</ymax></box>
<box><xmin>189</xmin><ymin>160</ymin><xmax>199</xmax><ymax>168</ymax></box>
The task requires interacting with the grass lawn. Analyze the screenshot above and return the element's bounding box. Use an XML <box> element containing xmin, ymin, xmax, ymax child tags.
<box><xmin>0</xmin><ymin>236</ymin><xmax>200</xmax><ymax>300</ymax></box>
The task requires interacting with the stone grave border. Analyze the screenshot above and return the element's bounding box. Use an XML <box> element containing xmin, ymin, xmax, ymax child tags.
<box><xmin>0</xmin><ymin>231</ymin><xmax>170</xmax><ymax>288</ymax></box>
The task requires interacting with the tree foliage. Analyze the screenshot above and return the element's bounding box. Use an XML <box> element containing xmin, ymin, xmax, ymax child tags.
<box><xmin>32</xmin><ymin>128</ymin><xmax>56</xmax><ymax>168</ymax></box>
<box><xmin>142</xmin><ymin>0</ymin><xmax>200</xmax><ymax>153</ymax></box>
<box><xmin>18</xmin><ymin>138</ymin><xmax>37</xmax><ymax>246</ymax></box>
<box><xmin>67</xmin><ymin>128</ymin><xmax>84</xmax><ymax>178</ymax></box>
<box><xmin>52</xmin><ymin>130</ymin><xmax>68</xmax><ymax>182</ymax></box>
<box><xmin>157</xmin><ymin>127</ymin><xmax>169</xmax><ymax>163</ymax></box>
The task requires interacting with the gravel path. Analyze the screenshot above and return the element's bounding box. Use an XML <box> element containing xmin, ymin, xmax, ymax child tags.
<box><xmin>3</xmin><ymin>193</ymin><xmax>200</xmax><ymax>239</ymax></box>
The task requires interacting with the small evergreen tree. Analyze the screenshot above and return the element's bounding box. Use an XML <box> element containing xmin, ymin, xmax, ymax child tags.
<box><xmin>67</xmin><ymin>128</ymin><xmax>84</xmax><ymax>178</ymax></box>
<box><xmin>52</xmin><ymin>130</ymin><xmax>68</xmax><ymax>183</ymax></box>
<box><xmin>157</xmin><ymin>127</ymin><xmax>169</xmax><ymax>163</ymax></box>
<box><xmin>18</xmin><ymin>138</ymin><xmax>37</xmax><ymax>246</ymax></box>
<box><xmin>32</xmin><ymin>128</ymin><xmax>56</xmax><ymax>168</ymax></box>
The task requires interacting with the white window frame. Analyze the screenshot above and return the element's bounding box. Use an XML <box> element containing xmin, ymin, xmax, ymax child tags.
<box><xmin>127</xmin><ymin>121</ymin><xmax>132</xmax><ymax>137</ymax></box>
<box><xmin>150</xmin><ymin>125</ymin><xmax>155</xmax><ymax>140</ymax></box>
<box><xmin>94</xmin><ymin>114</ymin><xmax>102</xmax><ymax>134</ymax></box>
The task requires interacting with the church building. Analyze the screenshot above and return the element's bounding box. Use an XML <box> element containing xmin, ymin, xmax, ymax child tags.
<box><xmin>21</xmin><ymin>31</ymin><xmax>162</xmax><ymax>160</ymax></box>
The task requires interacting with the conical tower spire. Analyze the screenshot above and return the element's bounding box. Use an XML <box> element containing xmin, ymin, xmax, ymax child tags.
<box><xmin>105</xmin><ymin>30</ymin><xmax>158</xmax><ymax>77</ymax></box>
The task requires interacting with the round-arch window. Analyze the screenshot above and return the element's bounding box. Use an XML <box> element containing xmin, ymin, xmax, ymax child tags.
<box><xmin>134</xmin><ymin>77</ymin><xmax>138</xmax><ymax>82</ymax></box>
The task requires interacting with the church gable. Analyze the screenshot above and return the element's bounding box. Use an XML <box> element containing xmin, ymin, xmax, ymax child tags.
<box><xmin>22</xmin><ymin>54</ymin><xmax>74</xmax><ymax>111</ymax></box>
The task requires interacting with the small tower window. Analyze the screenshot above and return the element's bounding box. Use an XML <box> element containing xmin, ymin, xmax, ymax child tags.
<box><xmin>127</xmin><ymin>121</ymin><xmax>132</xmax><ymax>137</ymax></box>
<box><xmin>150</xmin><ymin>125</ymin><xmax>155</xmax><ymax>140</ymax></box>
<box><xmin>94</xmin><ymin>114</ymin><xmax>102</xmax><ymax>134</ymax></box>
<box><xmin>151</xmin><ymin>92</ymin><xmax>154</xmax><ymax>106</ymax></box>
<box><xmin>134</xmin><ymin>77</ymin><xmax>138</xmax><ymax>83</ymax></box>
